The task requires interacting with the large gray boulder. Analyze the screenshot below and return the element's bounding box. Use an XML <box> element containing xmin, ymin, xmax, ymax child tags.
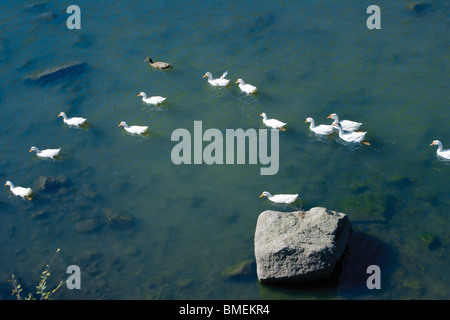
<box><xmin>254</xmin><ymin>207</ymin><xmax>351</xmax><ymax>283</ymax></box>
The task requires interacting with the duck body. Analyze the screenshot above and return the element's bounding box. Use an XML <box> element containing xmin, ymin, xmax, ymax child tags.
<box><xmin>236</xmin><ymin>78</ymin><xmax>257</xmax><ymax>94</ymax></box>
<box><xmin>145</xmin><ymin>57</ymin><xmax>171</xmax><ymax>69</ymax></box>
<box><xmin>431</xmin><ymin>140</ymin><xmax>450</xmax><ymax>160</ymax></box>
<box><xmin>332</xmin><ymin>123</ymin><xmax>367</xmax><ymax>144</ymax></box>
<box><xmin>261</xmin><ymin>113</ymin><xmax>286</xmax><ymax>131</ymax></box>
<box><xmin>58</xmin><ymin>112</ymin><xmax>87</xmax><ymax>127</ymax></box>
<box><xmin>119</xmin><ymin>121</ymin><xmax>148</xmax><ymax>135</ymax></box>
<box><xmin>328</xmin><ymin>113</ymin><xmax>362</xmax><ymax>132</ymax></box>
<box><xmin>305</xmin><ymin>117</ymin><xmax>334</xmax><ymax>135</ymax></box>
<box><xmin>138</xmin><ymin>92</ymin><xmax>166</xmax><ymax>105</ymax></box>
<box><xmin>203</xmin><ymin>71</ymin><xmax>230</xmax><ymax>87</ymax></box>
<box><xmin>260</xmin><ymin>191</ymin><xmax>298</xmax><ymax>204</ymax></box>
<box><xmin>30</xmin><ymin>146</ymin><xmax>61</xmax><ymax>159</ymax></box>
<box><xmin>5</xmin><ymin>181</ymin><xmax>33</xmax><ymax>199</ymax></box>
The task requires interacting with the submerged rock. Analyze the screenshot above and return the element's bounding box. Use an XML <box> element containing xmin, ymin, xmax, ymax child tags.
<box><xmin>222</xmin><ymin>260</ymin><xmax>256</xmax><ymax>279</ymax></box>
<box><xmin>254</xmin><ymin>207</ymin><xmax>351</xmax><ymax>283</ymax></box>
<box><xmin>408</xmin><ymin>3</ymin><xmax>432</xmax><ymax>15</ymax></box>
<box><xmin>418</xmin><ymin>232</ymin><xmax>438</xmax><ymax>249</ymax></box>
<box><xmin>337</xmin><ymin>191</ymin><xmax>396</xmax><ymax>223</ymax></box>
<box><xmin>26</xmin><ymin>1</ymin><xmax>49</xmax><ymax>13</ymax></box>
<box><xmin>35</xmin><ymin>176</ymin><xmax>69</xmax><ymax>193</ymax></box>
<box><xmin>102</xmin><ymin>208</ymin><xmax>133</xmax><ymax>228</ymax></box>
<box><xmin>75</xmin><ymin>219</ymin><xmax>102</xmax><ymax>234</ymax></box>
<box><xmin>25</xmin><ymin>61</ymin><xmax>88</xmax><ymax>84</ymax></box>
<box><xmin>35</xmin><ymin>11</ymin><xmax>57</xmax><ymax>21</ymax></box>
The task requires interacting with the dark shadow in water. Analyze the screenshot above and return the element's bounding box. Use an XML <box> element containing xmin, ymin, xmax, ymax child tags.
<box><xmin>257</xmin><ymin>230</ymin><xmax>398</xmax><ymax>299</ymax></box>
<box><xmin>74</xmin><ymin>34</ymin><xmax>95</xmax><ymax>49</ymax></box>
<box><xmin>247</xmin><ymin>13</ymin><xmax>276</xmax><ymax>34</ymax></box>
<box><xmin>337</xmin><ymin>231</ymin><xmax>398</xmax><ymax>298</ymax></box>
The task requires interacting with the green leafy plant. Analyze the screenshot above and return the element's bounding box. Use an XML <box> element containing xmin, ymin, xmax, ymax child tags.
<box><xmin>9</xmin><ymin>248</ymin><xmax>66</xmax><ymax>300</ymax></box>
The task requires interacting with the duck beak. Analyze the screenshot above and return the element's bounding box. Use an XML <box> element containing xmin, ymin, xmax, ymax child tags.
<box><xmin>57</xmin><ymin>114</ymin><xmax>61</xmax><ymax>117</ymax></box>
<box><xmin>29</xmin><ymin>149</ymin><xmax>32</xmax><ymax>152</ymax></box>
<box><xmin>327</xmin><ymin>115</ymin><xmax>331</xmax><ymax>118</ymax></box>
<box><xmin>259</xmin><ymin>194</ymin><xmax>264</xmax><ymax>198</ymax></box>
<box><xmin>118</xmin><ymin>124</ymin><xmax>122</xmax><ymax>127</ymax></box>
<box><xmin>235</xmin><ymin>80</ymin><xmax>239</xmax><ymax>84</ymax></box>
<box><xmin>137</xmin><ymin>94</ymin><xmax>141</xmax><ymax>97</ymax></box>
<box><xmin>4</xmin><ymin>183</ymin><xmax>7</xmax><ymax>186</ymax></box>
<box><xmin>203</xmin><ymin>74</ymin><xmax>207</xmax><ymax>78</ymax></box>
<box><xmin>430</xmin><ymin>142</ymin><xmax>435</xmax><ymax>146</ymax></box>
<box><xmin>305</xmin><ymin>120</ymin><xmax>308</xmax><ymax>123</ymax></box>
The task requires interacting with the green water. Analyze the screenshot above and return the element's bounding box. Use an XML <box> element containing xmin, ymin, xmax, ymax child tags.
<box><xmin>0</xmin><ymin>1</ymin><xmax>448</xmax><ymax>299</ymax></box>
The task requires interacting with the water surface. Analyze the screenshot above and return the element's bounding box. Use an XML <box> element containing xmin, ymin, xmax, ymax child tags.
<box><xmin>0</xmin><ymin>0</ymin><xmax>448</xmax><ymax>299</ymax></box>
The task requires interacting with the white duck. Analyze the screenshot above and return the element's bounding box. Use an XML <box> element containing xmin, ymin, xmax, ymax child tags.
<box><xmin>5</xmin><ymin>181</ymin><xmax>33</xmax><ymax>199</ymax></box>
<box><xmin>30</xmin><ymin>146</ymin><xmax>61</xmax><ymax>159</ymax></box>
<box><xmin>332</xmin><ymin>122</ymin><xmax>369</xmax><ymax>145</ymax></box>
<box><xmin>328</xmin><ymin>113</ymin><xmax>362</xmax><ymax>132</ymax></box>
<box><xmin>430</xmin><ymin>140</ymin><xmax>450</xmax><ymax>160</ymax></box>
<box><xmin>260</xmin><ymin>191</ymin><xmax>299</xmax><ymax>204</ymax></box>
<box><xmin>138</xmin><ymin>92</ymin><xmax>166</xmax><ymax>105</ymax></box>
<box><xmin>119</xmin><ymin>121</ymin><xmax>148</xmax><ymax>135</ymax></box>
<box><xmin>203</xmin><ymin>71</ymin><xmax>230</xmax><ymax>87</ymax></box>
<box><xmin>58</xmin><ymin>112</ymin><xmax>87</xmax><ymax>127</ymax></box>
<box><xmin>305</xmin><ymin>117</ymin><xmax>334</xmax><ymax>135</ymax></box>
<box><xmin>235</xmin><ymin>78</ymin><xmax>257</xmax><ymax>94</ymax></box>
<box><xmin>261</xmin><ymin>113</ymin><xmax>286</xmax><ymax>131</ymax></box>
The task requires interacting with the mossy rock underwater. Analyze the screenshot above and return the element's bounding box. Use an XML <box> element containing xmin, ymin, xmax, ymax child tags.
<box><xmin>335</xmin><ymin>192</ymin><xmax>397</xmax><ymax>223</ymax></box>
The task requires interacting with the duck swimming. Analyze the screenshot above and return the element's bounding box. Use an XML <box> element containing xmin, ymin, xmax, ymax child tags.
<box><xmin>145</xmin><ymin>57</ymin><xmax>171</xmax><ymax>69</ymax></box>
<box><xmin>305</xmin><ymin>117</ymin><xmax>334</xmax><ymax>135</ymax></box>
<box><xmin>430</xmin><ymin>140</ymin><xmax>450</xmax><ymax>160</ymax></box>
<box><xmin>328</xmin><ymin>113</ymin><xmax>362</xmax><ymax>132</ymax></box>
<box><xmin>332</xmin><ymin>122</ymin><xmax>369</xmax><ymax>145</ymax></box>
<box><xmin>203</xmin><ymin>71</ymin><xmax>230</xmax><ymax>87</ymax></box>
<box><xmin>260</xmin><ymin>113</ymin><xmax>286</xmax><ymax>131</ymax></box>
<box><xmin>58</xmin><ymin>112</ymin><xmax>87</xmax><ymax>127</ymax></box>
<box><xmin>119</xmin><ymin>121</ymin><xmax>148</xmax><ymax>135</ymax></box>
<box><xmin>138</xmin><ymin>92</ymin><xmax>166</xmax><ymax>105</ymax></box>
<box><xmin>5</xmin><ymin>181</ymin><xmax>33</xmax><ymax>200</ymax></box>
<box><xmin>236</xmin><ymin>78</ymin><xmax>257</xmax><ymax>94</ymax></box>
<box><xmin>30</xmin><ymin>146</ymin><xmax>61</xmax><ymax>159</ymax></box>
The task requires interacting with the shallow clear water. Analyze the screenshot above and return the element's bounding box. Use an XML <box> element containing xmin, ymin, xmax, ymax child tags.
<box><xmin>0</xmin><ymin>0</ymin><xmax>448</xmax><ymax>300</ymax></box>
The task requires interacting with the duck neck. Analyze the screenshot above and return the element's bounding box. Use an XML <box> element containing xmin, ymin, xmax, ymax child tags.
<box><xmin>436</xmin><ymin>141</ymin><xmax>443</xmax><ymax>153</ymax></box>
<box><xmin>141</xmin><ymin>93</ymin><xmax>147</xmax><ymax>99</ymax></box>
<box><xmin>7</xmin><ymin>182</ymin><xmax>14</xmax><ymax>189</ymax></box>
<box><xmin>61</xmin><ymin>113</ymin><xmax>67</xmax><ymax>120</ymax></box>
<box><xmin>335</xmin><ymin>125</ymin><xmax>344</xmax><ymax>136</ymax></box>
<box><xmin>309</xmin><ymin>119</ymin><xmax>316</xmax><ymax>129</ymax></box>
